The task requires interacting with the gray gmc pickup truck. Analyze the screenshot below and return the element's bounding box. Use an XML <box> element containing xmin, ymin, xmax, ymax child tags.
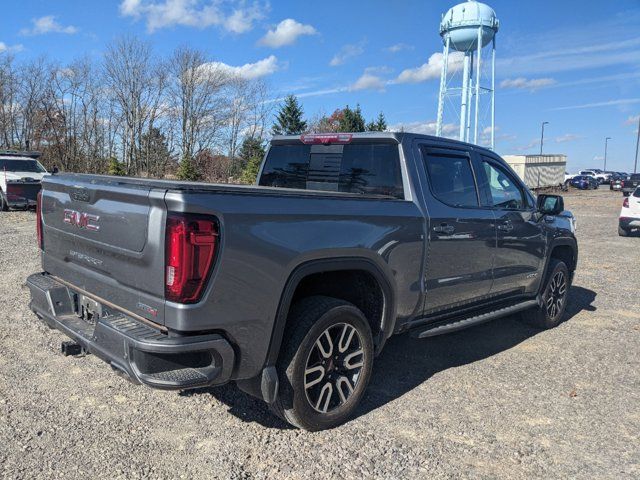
<box><xmin>27</xmin><ymin>132</ymin><xmax>578</xmax><ymax>431</ymax></box>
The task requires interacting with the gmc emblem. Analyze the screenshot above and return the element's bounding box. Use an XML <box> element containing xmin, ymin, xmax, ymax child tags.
<box><xmin>63</xmin><ymin>209</ymin><xmax>100</xmax><ymax>231</ymax></box>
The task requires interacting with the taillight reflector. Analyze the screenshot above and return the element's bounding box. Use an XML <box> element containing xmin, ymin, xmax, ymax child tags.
<box><xmin>165</xmin><ymin>213</ymin><xmax>218</xmax><ymax>304</ymax></box>
<box><xmin>36</xmin><ymin>190</ymin><xmax>43</xmax><ymax>250</ymax></box>
<box><xmin>300</xmin><ymin>133</ymin><xmax>352</xmax><ymax>145</ymax></box>
<box><xmin>623</xmin><ymin>197</ymin><xmax>629</xmax><ymax>208</ymax></box>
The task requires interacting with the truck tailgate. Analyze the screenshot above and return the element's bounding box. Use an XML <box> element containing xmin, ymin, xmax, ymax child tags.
<box><xmin>40</xmin><ymin>175</ymin><xmax>167</xmax><ymax>325</ymax></box>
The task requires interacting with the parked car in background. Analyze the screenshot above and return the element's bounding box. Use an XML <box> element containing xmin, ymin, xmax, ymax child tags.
<box><xmin>619</xmin><ymin>186</ymin><xmax>640</xmax><ymax>236</ymax></box>
<box><xmin>570</xmin><ymin>175</ymin><xmax>598</xmax><ymax>190</ymax></box>
<box><xmin>580</xmin><ymin>169</ymin><xmax>608</xmax><ymax>184</ymax></box>
<box><xmin>0</xmin><ymin>150</ymin><xmax>48</xmax><ymax>211</ymax></box>
<box><xmin>610</xmin><ymin>175</ymin><xmax>625</xmax><ymax>191</ymax></box>
<box><xmin>622</xmin><ymin>174</ymin><xmax>640</xmax><ymax>196</ymax></box>
<box><xmin>26</xmin><ymin>132</ymin><xmax>578</xmax><ymax>431</ymax></box>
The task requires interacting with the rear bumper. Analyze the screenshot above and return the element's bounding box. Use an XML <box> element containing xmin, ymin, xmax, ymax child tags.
<box><xmin>26</xmin><ymin>272</ymin><xmax>235</xmax><ymax>389</ymax></box>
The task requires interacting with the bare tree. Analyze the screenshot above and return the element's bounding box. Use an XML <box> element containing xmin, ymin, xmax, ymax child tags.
<box><xmin>167</xmin><ymin>46</ymin><xmax>232</xmax><ymax>164</ymax></box>
<box><xmin>103</xmin><ymin>36</ymin><xmax>164</xmax><ymax>175</ymax></box>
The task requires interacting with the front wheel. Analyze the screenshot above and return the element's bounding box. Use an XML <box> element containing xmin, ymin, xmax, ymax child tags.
<box><xmin>619</xmin><ymin>226</ymin><xmax>629</xmax><ymax>237</ymax></box>
<box><xmin>271</xmin><ymin>296</ymin><xmax>374</xmax><ymax>431</ymax></box>
<box><xmin>522</xmin><ymin>259</ymin><xmax>570</xmax><ymax>329</ymax></box>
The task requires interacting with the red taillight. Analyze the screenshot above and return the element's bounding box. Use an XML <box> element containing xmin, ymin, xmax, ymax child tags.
<box><xmin>300</xmin><ymin>133</ymin><xmax>352</xmax><ymax>145</ymax></box>
<box><xmin>165</xmin><ymin>213</ymin><xmax>218</xmax><ymax>304</ymax></box>
<box><xmin>620</xmin><ymin>180</ymin><xmax>625</xmax><ymax>187</ymax></box>
<box><xmin>36</xmin><ymin>190</ymin><xmax>43</xmax><ymax>250</ymax></box>
<box><xmin>623</xmin><ymin>197</ymin><xmax>629</xmax><ymax>208</ymax></box>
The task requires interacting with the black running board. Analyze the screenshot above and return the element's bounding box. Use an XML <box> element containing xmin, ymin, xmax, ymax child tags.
<box><xmin>411</xmin><ymin>300</ymin><xmax>539</xmax><ymax>339</ymax></box>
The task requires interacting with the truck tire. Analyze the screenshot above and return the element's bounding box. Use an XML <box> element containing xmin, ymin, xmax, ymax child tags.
<box><xmin>618</xmin><ymin>226</ymin><xmax>629</xmax><ymax>237</ymax></box>
<box><xmin>522</xmin><ymin>259</ymin><xmax>570</xmax><ymax>329</ymax></box>
<box><xmin>271</xmin><ymin>296</ymin><xmax>374</xmax><ymax>431</ymax></box>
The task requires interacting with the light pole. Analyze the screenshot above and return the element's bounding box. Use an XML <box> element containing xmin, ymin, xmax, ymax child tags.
<box><xmin>540</xmin><ymin>121</ymin><xmax>549</xmax><ymax>155</ymax></box>
<box><xmin>604</xmin><ymin>137</ymin><xmax>611</xmax><ymax>171</ymax></box>
<box><xmin>634</xmin><ymin>117</ymin><xmax>639</xmax><ymax>174</ymax></box>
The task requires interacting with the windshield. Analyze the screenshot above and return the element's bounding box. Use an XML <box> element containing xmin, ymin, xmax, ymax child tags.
<box><xmin>0</xmin><ymin>159</ymin><xmax>46</xmax><ymax>173</ymax></box>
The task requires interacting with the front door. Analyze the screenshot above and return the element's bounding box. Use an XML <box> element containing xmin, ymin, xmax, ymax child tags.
<box><xmin>477</xmin><ymin>156</ymin><xmax>546</xmax><ymax>296</ymax></box>
<box><xmin>418</xmin><ymin>146</ymin><xmax>497</xmax><ymax>314</ymax></box>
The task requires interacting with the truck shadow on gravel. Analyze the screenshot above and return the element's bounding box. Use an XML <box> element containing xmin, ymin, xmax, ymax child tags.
<box><xmin>356</xmin><ymin>285</ymin><xmax>596</xmax><ymax>420</ymax></box>
<box><xmin>183</xmin><ymin>285</ymin><xmax>596</xmax><ymax>430</ymax></box>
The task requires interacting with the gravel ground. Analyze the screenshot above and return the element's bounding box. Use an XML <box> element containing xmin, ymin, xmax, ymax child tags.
<box><xmin>1</xmin><ymin>189</ymin><xmax>639</xmax><ymax>479</ymax></box>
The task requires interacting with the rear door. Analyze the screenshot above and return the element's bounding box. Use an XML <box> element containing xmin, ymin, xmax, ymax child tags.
<box><xmin>476</xmin><ymin>155</ymin><xmax>546</xmax><ymax>297</ymax></box>
<box><xmin>417</xmin><ymin>144</ymin><xmax>496</xmax><ymax>314</ymax></box>
<box><xmin>41</xmin><ymin>175</ymin><xmax>167</xmax><ymax>324</ymax></box>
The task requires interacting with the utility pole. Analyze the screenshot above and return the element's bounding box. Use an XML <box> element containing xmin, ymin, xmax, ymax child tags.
<box><xmin>540</xmin><ymin>121</ymin><xmax>549</xmax><ymax>155</ymax></box>
<box><xmin>634</xmin><ymin>116</ymin><xmax>639</xmax><ymax>174</ymax></box>
<box><xmin>604</xmin><ymin>137</ymin><xmax>611</xmax><ymax>171</ymax></box>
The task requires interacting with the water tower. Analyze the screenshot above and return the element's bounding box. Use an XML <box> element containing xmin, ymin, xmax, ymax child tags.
<box><xmin>436</xmin><ymin>0</ymin><xmax>499</xmax><ymax>148</ymax></box>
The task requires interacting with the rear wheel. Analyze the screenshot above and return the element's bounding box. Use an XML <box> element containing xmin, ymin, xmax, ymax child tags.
<box><xmin>618</xmin><ymin>226</ymin><xmax>629</xmax><ymax>237</ymax></box>
<box><xmin>271</xmin><ymin>296</ymin><xmax>374</xmax><ymax>431</ymax></box>
<box><xmin>522</xmin><ymin>259</ymin><xmax>570</xmax><ymax>329</ymax></box>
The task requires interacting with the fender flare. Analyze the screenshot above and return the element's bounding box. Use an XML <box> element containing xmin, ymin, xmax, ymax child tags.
<box><xmin>264</xmin><ymin>257</ymin><xmax>397</xmax><ymax>367</ymax></box>
<box><xmin>540</xmin><ymin>237</ymin><xmax>578</xmax><ymax>294</ymax></box>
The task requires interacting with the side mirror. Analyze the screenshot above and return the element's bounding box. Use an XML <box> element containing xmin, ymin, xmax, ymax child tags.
<box><xmin>537</xmin><ymin>194</ymin><xmax>564</xmax><ymax>215</ymax></box>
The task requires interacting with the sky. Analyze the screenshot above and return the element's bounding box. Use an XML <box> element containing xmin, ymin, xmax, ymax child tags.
<box><xmin>2</xmin><ymin>0</ymin><xmax>640</xmax><ymax>172</ymax></box>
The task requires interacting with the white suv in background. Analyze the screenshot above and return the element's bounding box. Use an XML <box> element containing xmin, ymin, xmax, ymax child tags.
<box><xmin>619</xmin><ymin>187</ymin><xmax>640</xmax><ymax>236</ymax></box>
<box><xmin>580</xmin><ymin>170</ymin><xmax>609</xmax><ymax>184</ymax></box>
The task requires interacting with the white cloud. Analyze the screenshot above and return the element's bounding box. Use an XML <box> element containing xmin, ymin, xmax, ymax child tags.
<box><xmin>500</xmin><ymin>77</ymin><xmax>556</xmax><ymax>91</ymax></box>
<box><xmin>0</xmin><ymin>42</ymin><xmax>24</xmax><ymax>53</ymax></box>
<box><xmin>513</xmin><ymin>139</ymin><xmax>541</xmax><ymax>153</ymax></box>
<box><xmin>330</xmin><ymin>41</ymin><xmax>365</xmax><ymax>67</ymax></box>
<box><xmin>555</xmin><ymin>133</ymin><xmax>582</xmax><ymax>143</ymax></box>
<box><xmin>349</xmin><ymin>72</ymin><xmax>385</xmax><ymax>92</ymax></box>
<box><xmin>119</xmin><ymin>0</ymin><xmax>266</xmax><ymax>33</ymax></box>
<box><xmin>258</xmin><ymin>19</ymin><xmax>317</xmax><ymax>48</ymax></box>
<box><xmin>201</xmin><ymin>55</ymin><xmax>280</xmax><ymax>80</ymax></box>
<box><xmin>385</xmin><ymin>43</ymin><xmax>414</xmax><ymax>53</ymax></box>
<box><xmin>625</xmin><ymin>115</ymin><xmax>640</xmax><ymax>125</ymax></box>
<box><xmin>20</xmin><ymin>15</ymin><xmax>78</xmax><ymax>36</ymax></box>
<box><xmin>395</xmin><ymin>52</ymin><xmax>463</xmax><ymax>84</ymax></box>
<box><xmin>551</xmin><ymin>98</ymin><xmax>640</xmax><ymax>111</ymax></box>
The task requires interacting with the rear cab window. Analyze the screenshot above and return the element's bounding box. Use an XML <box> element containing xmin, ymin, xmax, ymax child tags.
<box><xmin>259</xmin><ymin>141</ymin><xmax>404</xmax><ymax>199</ymax></box>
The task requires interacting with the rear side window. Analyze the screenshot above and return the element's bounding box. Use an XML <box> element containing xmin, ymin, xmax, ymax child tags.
<box><xmin>422</xmin><ymin>149</ymin><xmax>479</xmax><ymax>207</ymax></box>
<box><xmin>259</xmin><ymin>143</ymin><xmax>404</xmax><ymax>199</ymax></box>
<box><xmin>633</xmin><ymin>187</ymin><xmax>640</xmax><ymax>198</ymax></box>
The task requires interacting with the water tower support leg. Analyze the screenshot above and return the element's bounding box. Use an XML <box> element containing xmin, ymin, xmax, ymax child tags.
<box><xmin>474</xmin><ymin>27</ymin><xmax>482</xmax><ymax>145</ymax></box>
<box><xmin>491</xmin><ymin>38</ymin><xmax>496</xmax><ymax>150</ymax></box>
<box><xmin>459</xmin><ymin>53</ymin><xmax>471</xmax><ymax>142</ymax></box>
<box><xmin>436</xmin><ymin>36</ymin><xmax>450</xmax><ymax>138</ymax></box>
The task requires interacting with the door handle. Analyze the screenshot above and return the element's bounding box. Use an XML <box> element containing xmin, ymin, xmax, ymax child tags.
<box><xmin>433</xmin><ymin>223</ymin><xmax>455</xmax><ymax>235</ymax></box>
<box><xmin>497</xmin><ymin>221</ymin><xmax>514</xmax><ymax>232</ymax></box>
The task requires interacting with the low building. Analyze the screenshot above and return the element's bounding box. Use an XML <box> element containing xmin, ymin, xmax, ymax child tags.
<box><xmin>502</xmin><ymin>154</ymin><xmax>567</xmax><ymax>189</ymax></box>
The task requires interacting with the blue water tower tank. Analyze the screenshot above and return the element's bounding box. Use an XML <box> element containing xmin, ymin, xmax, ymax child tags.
<box><xmin>440</xmin><ymin>0</ymin><xmax>499</xmax><ymax>52</ymax></box>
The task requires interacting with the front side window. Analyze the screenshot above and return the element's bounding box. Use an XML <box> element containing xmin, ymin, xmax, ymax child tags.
<box><xmin>422</xmin><ymin>149</ymin><xmax>479</xmax><ymax>207</ymax></box>
<box><xmin>480</xmin><ymin>159</ymin><xmax>526</xmax><ymax>210</ymax></box>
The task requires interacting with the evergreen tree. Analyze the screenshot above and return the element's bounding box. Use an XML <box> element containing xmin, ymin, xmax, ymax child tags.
<box><xmin>272</xmin><ymin>95</ymin><xmax>307</xmax><ymax>135</ymax></box>
<box><xmin>366</xmin><ymin>112</ymin><xmax>387</xmax><ymax>132</ymax></box>
<box><xmin>239</xmin><ymin>137</ymin><xmax>267</xmax><ymax>184</ymax></box>
<box><xmin>338</xmin><ymin>104</ymin><xmax>366</xmax><ymax>132</ymax></box>
<box><xmin>107</xmin><ymin>157</ymin><xmax>126</xmax><ymax>176</ymax></box>
<box><xmin>141</xmin><ymin>127</ymin><xmax>172</xmax><ymax>177</ymax></box>
<box><xmin>176</xmin><ymin>155</ymin><xmax>201</xmax><ymax>181</ymax></box>
<box><xmin>375</xmin><ymin>112</ymin><xmax>387</xmax><ymax>131</ymax></box>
